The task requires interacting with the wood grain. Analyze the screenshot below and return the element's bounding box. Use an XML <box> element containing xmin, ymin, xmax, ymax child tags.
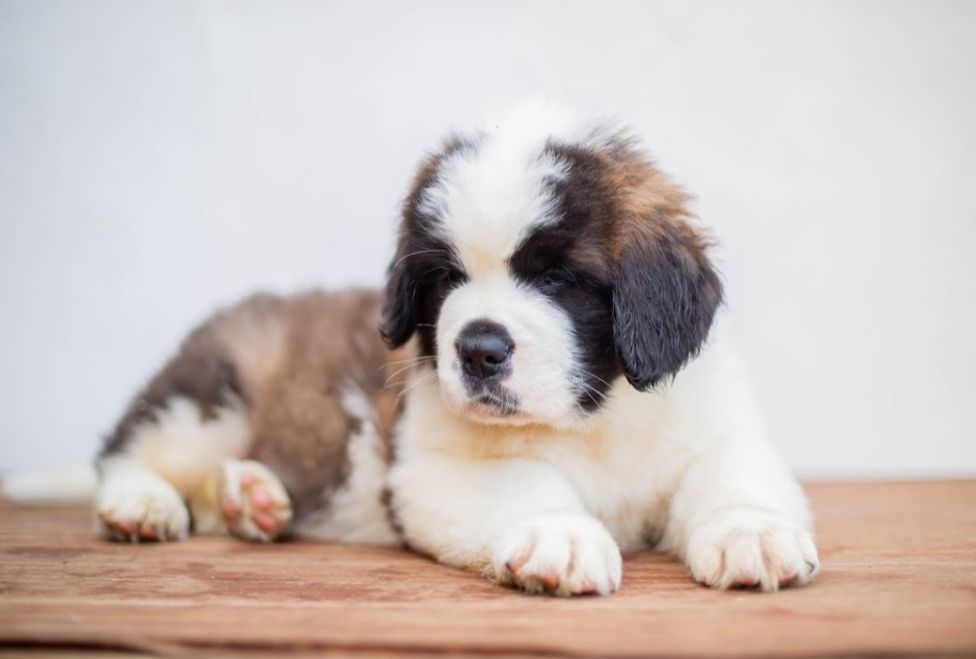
<box><xmin>1</xmin><ymin>481</ymin><xmax>974</xmax><ymax>657</ymax></box>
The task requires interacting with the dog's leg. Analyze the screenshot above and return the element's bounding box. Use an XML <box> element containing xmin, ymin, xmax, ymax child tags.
<box><xmin>390</xmin><ymin>454</ymin><xmax>622</xmax><ymax>596</ymax></box>
<box><xmin>96</xmin><ymin>384</ymin><xmax>252</xmax><ymax>542</ymax></box>
<box><xmin>95</xmin><ymin>393</ymin><xmax>251</xmax><ymax>542</ymax></box>
<box><xmin>662</xmin><ymin>442</ymin><xmax>820</xmax><ymax>591</ymax></box>
<box><xmin>649</xmin><ymin>330</ymin><xmax>820</xmax><ymax>591</ymax></box>
<box><xmin>95</xmin><ymin>296</ymin><xmax>289</xmax><ymax>542</ymax></box>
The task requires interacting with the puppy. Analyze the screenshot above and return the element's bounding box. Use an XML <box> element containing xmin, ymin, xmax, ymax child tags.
<box><xmin>95</xmin><ymin>108</ymin><xmax>818</xmax><ymax>595</ymax></box>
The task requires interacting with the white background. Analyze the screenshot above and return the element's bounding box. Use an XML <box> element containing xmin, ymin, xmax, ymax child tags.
<box><xmin>2</xmin><ymin>1</ymin><xmax>974</xmax><ymax>478</ymax></box>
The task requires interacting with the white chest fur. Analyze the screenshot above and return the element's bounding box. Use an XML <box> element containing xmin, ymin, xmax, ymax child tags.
<box><xmin>391</xmin><ymin>321</ymin><xmax>756</xmax><ymax>554</ymax></box>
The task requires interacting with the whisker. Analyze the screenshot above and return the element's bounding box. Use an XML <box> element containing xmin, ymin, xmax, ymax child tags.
<box><xmin>394</xmin><ymin>372</ymin><xmax>438</xmax><ymax>405</ymax></box>
<box><xmin>390</xmin><ymin>248</ymin><xmax>447</xmax><ymax>271</ymax></box>
<box><xmin>579</xmin><ymin>386</ymin><xmax>605</xmax><ymax>406</ymax></box>
<box><xmin>384</xmin><ymin>360</ymin><xmax>436</xmax><ymax>386</ymax></box>
<box><xmin>382</xmin><ymin>355</ymin><xmax>436</xmax><ymax>369</ymax></box>
<box><xmin>577</xmin><ymin>368</ymin><xmax>613</xmax><ymax>390</ymax></box>
<box><xmin>573</xmin><ymin>367</ymin><xmax>612</xmax><ymax>406</ymax></box>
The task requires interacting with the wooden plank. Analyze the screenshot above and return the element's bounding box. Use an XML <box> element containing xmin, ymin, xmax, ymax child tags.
<box><xmin>1</xmin><ymin>481</ymin><xmax>974</xmax><ymax>657</ymax></box>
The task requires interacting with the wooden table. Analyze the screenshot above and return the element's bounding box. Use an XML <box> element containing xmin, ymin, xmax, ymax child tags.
<box><xmin>1</xmin><ymin>481</ymin><xmax>974</xmax><ymax>657</ymax></box>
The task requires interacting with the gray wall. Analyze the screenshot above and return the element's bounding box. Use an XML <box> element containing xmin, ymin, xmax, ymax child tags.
<box><xmin>2</xmin><ymin>1</ymin><xmax>974</xmax><ymax>477</ymax></box>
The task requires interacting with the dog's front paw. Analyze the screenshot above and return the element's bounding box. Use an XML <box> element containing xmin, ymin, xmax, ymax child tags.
<box><xmin>491</xmin><ymin>512</ymin><xmax>622</xmax><ymax>596</ymax></box>
<box><xmin>685</xmin><ymin>507</ymin><xmax>819</xmax><ymax>591</ymax></box>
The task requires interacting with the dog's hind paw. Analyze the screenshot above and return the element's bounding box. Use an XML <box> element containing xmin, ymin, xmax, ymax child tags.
<box><xmin>191</xmin><ymin>459</ymin><xmax>292</xmax><ymax>542</ymax></box>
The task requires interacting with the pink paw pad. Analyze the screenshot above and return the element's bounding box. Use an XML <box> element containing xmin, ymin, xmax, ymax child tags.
<box><xmin>220</xmin><ymin>496</ymin><xmax>239</xmax><ymax>523</ymax></box>
<box><xmin>252</xmin><ymin>512</ymin><xmax>280</xmax><ymax>534</ymax></box>
<box><xmin>113</xmin><ymin>519</ymin><xmax>134</xmax><ymax>535</ymax></box>
<box><xmin>100</xmin><ymin>514</ymin><xmax>162</xmax><ymax>542</ymax></box>
<box><xmin>536</xmin><ymin>574</ymin><xmax>560</xmax><ymax>589</ymax></box>
<box><xmin>249</xmin><ymin>488</ymin><xmax>273</xmax><ymax>510</ymax></box>
<box><xmin>220</xmin><ymin>463</ymin><xmax>292</xmax><ymax>541</ymax></box>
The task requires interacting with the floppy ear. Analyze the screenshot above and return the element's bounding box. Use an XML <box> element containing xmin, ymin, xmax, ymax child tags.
<box><xmin>380</xmin><ymin>135</ymin><xmax>477</xmax><ymax>348</ymax></box>
<box><xmin>379</xmin><ymin>233</ymin><xmax>419</xmax><ymax>349</ymax></box>
<box><xmin>379</xmin><ymin>136</ymin><xmax>472</xmax><ymax>349</ymax></box>
<box><xmin>612</xmin><ymin>224</ymin><xmax>723</xmax><ymax>390</ymax></box>
<box><xmin>379</xmin><ymin>149</ymin><xmax>441</xmax><ymax>350</ymax></box>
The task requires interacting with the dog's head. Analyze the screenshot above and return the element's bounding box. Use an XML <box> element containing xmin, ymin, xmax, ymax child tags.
<box><xmin>381</xmin><ymin>111</ymin><xmax>723</xmax><ymax>428</ymax></box>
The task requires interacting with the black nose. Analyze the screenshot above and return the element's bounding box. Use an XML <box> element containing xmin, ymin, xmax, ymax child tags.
<box><xmin>455</xmin><ymin>319</ymin><xmax>514</xmax><ymax>381</ymax></box>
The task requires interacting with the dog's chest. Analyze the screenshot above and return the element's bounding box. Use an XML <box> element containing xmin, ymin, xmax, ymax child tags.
<box><xmin>526</xmin><ymin>424</ymin><xmax>692</xmax><ymax>552</ymax></box>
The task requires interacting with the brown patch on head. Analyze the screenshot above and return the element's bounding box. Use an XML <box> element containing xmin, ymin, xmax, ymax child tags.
<box><xmin>588</xmin><ymin>135</ymin><xmax>723</xmax><ymax>390</ymax></box>
<box><xmin>545</xmin><ymin>135</ymin><xmax>701</xmax><ymax>261</ymax></box>
<box><xmin>609</xmin><ymin>157</ymin><xmax>695</xmax><ymax>251</ymax></box>
<box><xmin>524</xmin><ymin>129</ymin><xmax>723</xmax><ymax>392</ymax></box>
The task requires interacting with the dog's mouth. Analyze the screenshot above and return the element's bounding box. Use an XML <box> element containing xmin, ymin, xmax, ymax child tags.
<box><xmin>474</xmin><ymin>390</ymin><xmax>518</xmax><ymax>414</ymax></box>
<box><xmin>460</xmin><ymin>385</ymin><xmax>524</xmax><ymax>423</ymax></box>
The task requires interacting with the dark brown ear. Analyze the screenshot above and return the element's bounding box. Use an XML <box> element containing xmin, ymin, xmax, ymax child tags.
<box><xmin>379</xmin><ymin>231</ymin><xmax>421</xmax><ymax>349</ymax></box>
<box><xmin>379</xmin><ymin>135</ymin><xmax>475</xmax><ymax>349</ymax></box>
<box><xmin>379</xmin><ymin>150</ymin><xmax>441</xmax><ymax>350</ymax></box>
<box><xmin>612</xmin><ymin>223</ymin><xmax>723</xmax><ymax>390</ymax></box>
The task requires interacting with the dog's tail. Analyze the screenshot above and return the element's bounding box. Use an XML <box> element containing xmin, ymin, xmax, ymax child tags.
<box><xmin>1</xmin><ymin>464</ymin><xmax>96</xmax><ymax>504</ymax></box>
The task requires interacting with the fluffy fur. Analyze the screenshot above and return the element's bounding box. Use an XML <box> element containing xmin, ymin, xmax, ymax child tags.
<box><xmin>92</xmin><ymin>107</ymin><xmax>818</xmax><ymax>595</ymax></box>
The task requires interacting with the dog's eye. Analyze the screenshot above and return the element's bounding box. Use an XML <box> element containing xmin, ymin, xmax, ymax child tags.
<box><xmin>539</xmin><ymin>269</ymin><xmax>571</xmax><ymax>290</ymax></box>
<box><xmin>434</xmin><ymin>268</ymin><xmax>465</xmax><ymax>290</ymax></box>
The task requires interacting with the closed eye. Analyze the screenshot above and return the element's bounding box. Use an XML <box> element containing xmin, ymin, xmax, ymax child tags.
<box><xmin>538</xmin><ymin>268</ymin><xmax>574</xmax><ymax>290</ymax></box>
<box><xmin>432</xmin><ymin>267</ymin><xmax>466</xmax><ymax>290</ymax></box>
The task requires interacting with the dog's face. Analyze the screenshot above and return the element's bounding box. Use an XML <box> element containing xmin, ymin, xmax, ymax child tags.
<box><xmin>381</xmin><ymin>113</ymin><xmax>723</xmax><ymax>428</ymax></box>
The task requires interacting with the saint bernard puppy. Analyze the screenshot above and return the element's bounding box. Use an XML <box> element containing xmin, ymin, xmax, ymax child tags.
<box><xmin>94</xmin><ymin>108</ymin><xmax>818</xmax><ymax>595</ymax></box>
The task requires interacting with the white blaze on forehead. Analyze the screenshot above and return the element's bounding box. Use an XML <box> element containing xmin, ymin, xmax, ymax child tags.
<box><xmin>420</xmin><ymin>107</ymin><xmax>592</xmax><ymax>278</ymax></box>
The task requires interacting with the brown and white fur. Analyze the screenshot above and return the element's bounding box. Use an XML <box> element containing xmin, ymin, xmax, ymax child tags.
<box><xmin>94</xmin><ymin>107</ymin><xmax>819</xmax><ymax>595</ymax></box>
